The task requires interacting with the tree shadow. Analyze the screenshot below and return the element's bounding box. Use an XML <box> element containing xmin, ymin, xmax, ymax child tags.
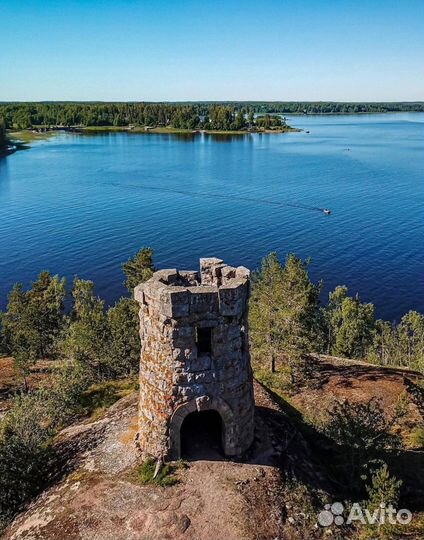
<box><xmin>257</xmin><ymin>379</ymin><xmax>424</xmax><ymax>511</ymax></box>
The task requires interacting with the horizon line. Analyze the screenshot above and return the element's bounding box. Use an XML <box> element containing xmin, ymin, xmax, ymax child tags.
<box><xmin>1</xmin><ymin>100</ymin><xmax>424</xmax><ymax>105</ymax></box>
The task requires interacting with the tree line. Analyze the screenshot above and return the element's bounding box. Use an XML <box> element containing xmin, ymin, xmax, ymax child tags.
<box><xmin>0</xmin><ymin>102</ymin><xmax>287</xmax><ymax>131</ymax></box>
<box><xmin>212</xmin><ymin>101</ymin><xmax>424</xmax><ymax>114</ymax></box>
<box><xmin>250</xmin><ymin>253</ymin><xmax>424</xmax><ymax>380</ymax></box>
<box><xmin>1</xmin><ymin>249</ymin><xmax>422</xmax><ymax>391</ymax></box>
<box><xmin>0</xmin><ymin>248</ymin><xmax>156</xmax><ymax>387</ymax></box>
<box><xmin>1</xmin><ymin>101</ymin><xmax>422</xmax><ymax>132</ymax></box>
<box><xmin>249</xmin><ymin>253</ymin><xmax>424</xmax><ymax>538</ymax></box>
<box><xmin>0</xmin><ymin>248</ymin><xmax>154</xmax><ymax>526</ymax></box>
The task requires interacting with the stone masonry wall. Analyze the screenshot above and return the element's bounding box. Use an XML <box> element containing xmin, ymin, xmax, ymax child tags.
<box><xmin>135</xmin><ymin>258</ymin><xmax>255</xmax><ymax>460</ymax></box>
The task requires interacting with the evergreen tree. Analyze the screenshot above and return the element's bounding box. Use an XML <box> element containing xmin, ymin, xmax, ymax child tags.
<box><xmin>250</xmin><ymin>253</ymin><xmax>286</xmax><ymax>373</ymax></box>
<box><xmin>0</xmin><ymin>273</ymin><xmax>66</xmax><ymax>389</ymax></box>
<box><xmin>366</xmin><ymin>463</ymin><xmax>402</xmax><ymax>508</ymax></box>
<box><xmin>0</xmin><ymin>118</ymin><xmax>6</xmax><ymax>149</ymax></box>
<box><xmin>122</xmin><ymin>247</ymin><xmax>155</xmax><ymax>293</ymax></box>
<box><xmin>106</xmin><ymin>297</ymin><xmax>140</xmax><ymax>376</ymax></box>
<box><xmin>250</xmin><ymin>253</ymin><xmax>321</xmax><ymax>377</ymax></box>
<box><xmin>62</xmin><ymin>278</ymin><xmax>109</xmax><ymax>376</ymax></box>
<box><xmin>397</xmin><ymin>311</ymin><xmax>424</xmax><ymax>372</ymax></box>
<box><xmin>363</xmin><ymin>463</ymin><xmax>403</xmax><ymax>539</ymax></box>
<box><xmin>325</xmin><ymin>287</ymin><xmax>375</xmax><ymax>359</ymax></box>
<box><xmin>26</xmin><ymin>272</ymin><xmax>67</xmax><ymax>358</ymax></box>
<box><xmin>324</xmin><ymin>398</ymin><xmax>403</xmax><ymax>497</ymax></box>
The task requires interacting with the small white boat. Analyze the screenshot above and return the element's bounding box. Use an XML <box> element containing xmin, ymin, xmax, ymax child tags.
<box><xmin>323</xmin><ymin>208</ymin><xmax>331</xmax><ymax>215</ymax></box>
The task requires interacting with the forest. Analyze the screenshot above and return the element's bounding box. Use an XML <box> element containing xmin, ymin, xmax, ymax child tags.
<box><xmin>214</xmin><ymin>101</ymin><xmax>424</xmax><ymax>114</ymax></box>
<box><xmin>0</xmin><ymin>102</ymin><xmax>287</xmax><ymax>132</ymax></box>
<box><xmin>0</xmin><ymin>101</ymin><xmax>422</xmax><ymax>132</ymax></box>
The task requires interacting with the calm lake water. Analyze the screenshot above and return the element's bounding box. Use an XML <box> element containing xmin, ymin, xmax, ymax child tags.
<box><xmin>1</xmin><ymin>113</ymin><xmax>423</xmax><ymax>320</ymax></box>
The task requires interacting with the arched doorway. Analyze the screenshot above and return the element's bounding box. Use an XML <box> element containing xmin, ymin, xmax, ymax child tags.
<box><xmin>180</xmin><ymin>410</ymin><xmax>223</xmax><ymax>460</ymax></box>
<box><xmin>168</xmin><ymin>396</ymin><xmax>237</xmax><ymax>460</ymax></box>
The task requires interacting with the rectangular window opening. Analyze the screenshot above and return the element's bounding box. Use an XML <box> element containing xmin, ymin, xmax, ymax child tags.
<box><xmin>196</xmin><ymin>327</ymin><xmax>212</xmax><ymax>355</ymax></box>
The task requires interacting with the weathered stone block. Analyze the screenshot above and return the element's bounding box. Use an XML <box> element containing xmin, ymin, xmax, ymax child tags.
<box><xmin>219</xmin><ymin>282</ymin><xmax>248</xmax><ymax>317</ymax></box>
<box><xmin>221</xmin><ymin>265</ymin><xmax>237</xmax><ymax>282</ymax></box>
<box><xmin>179</xmin><ymin>270</ymin><xmax>199</xmax><ymax>285</ymax></box>
<box><xmin>186</xmin><ymin>354</ymin><xmax>212</xmax><ymax>372</ymax></box>
<box><xmin>188</xmin><ymin>288</ymin><xmax>219</xmax><ymax>314</ymax></box>
<box><xmin>168</xmin><ymin>288</ymin><xmax>190</xmax><ymax>318</ymax></box>
<box><xmin>155</xmin><ymin>269</ymin><xmax>179</xmax><ymax>285</ymax></box>
<box><xmin>200</xmin><ymin>257</ymin><xmax>224</xmax><ymax>286</ymax></box>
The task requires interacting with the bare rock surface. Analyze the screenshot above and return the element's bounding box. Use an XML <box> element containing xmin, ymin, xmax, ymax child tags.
<box><xmin>3</xmin><ymin>382</ymin><xmax>303</xmax><ymax>540</ymax></box>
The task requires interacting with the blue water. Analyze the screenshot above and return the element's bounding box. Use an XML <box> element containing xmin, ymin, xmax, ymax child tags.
<box><xmin>0</xmin><ymin>113</ymin><xmax>423</xmax><ymax>321</ymax></box>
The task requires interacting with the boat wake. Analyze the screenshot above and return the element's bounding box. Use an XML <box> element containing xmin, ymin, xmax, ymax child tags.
<box><xmin>107</xmin><ymin>181</ymin><xmax>329</xmax><ymax>215</ymax></box>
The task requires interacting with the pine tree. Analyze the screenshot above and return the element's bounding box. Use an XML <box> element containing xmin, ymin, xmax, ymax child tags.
<box><xmin>122</xmin><ymin>247</ymin><xmax>155</xmax><ymax>293</ymax></box>
<box><xmin>106</xmin><ymin>297</ymin><xmax>140</xmax><ymax>376</ymax></box>
<box><xmin>325</xmin><ymin>287</ymin><xmax>375</xmax><ymax>359</ymax></box>
<box><xmin>249</xmin><ymin>253</ymin><xmax>321</xmax><ymax>379</ymax></box>
<box><xmin>398</xmin><ymin>311</ymin><xmax>424</xmax><ymax>372</ymax></box>
<box><xmin>250</xmin><ymin>253</ymin><xmax>286</xmax><ymax>373</ymax></box>
<box><xmin>62</xmin><ymin>278</ymin><xmax>109</xmax><ymax>376</ymax></box>
<box><xmin>0</xmin><ymin>273</ymin><xmax>66</xmax><ymax>389</ymax></box>
<box><xmin>363</xmin><ymin>464</ymin><xmax>403</xmax><ymax>539</ymax></box>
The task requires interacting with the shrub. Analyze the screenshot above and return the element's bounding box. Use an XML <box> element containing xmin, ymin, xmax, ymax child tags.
<box><xmin>136</xmin><ymin>458</ymin><xmax>179</xmax><ymax>487</ymax></box>
<box><xmin>360</xmin><ymin>463</ymin><xmax>402</xmax><ymax>540</ymax></box>
<box><xmin>323</xmin><ymin>398</ymin><xmax>402</xmax><ymax>496</ymax></box>
<box><xmin>409</xmin><ymin>426</ymin><xmax>424</xmax><ymax>450</ymax></box>
<box><xmin>0</xmin><ymin>361</ymin><xmax>93</xmax><ymax>525</ymax></box>
<box><xmin>0</xmin><ymin>394</ymin><xmax>55</xmax><ymax>522</ymax></box>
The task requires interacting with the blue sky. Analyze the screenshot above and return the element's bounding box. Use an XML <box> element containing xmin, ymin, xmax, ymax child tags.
<box><xmin>1</xmin><ymin>0</ymin><xmax>423</xmax><ymax>101</ymax></box>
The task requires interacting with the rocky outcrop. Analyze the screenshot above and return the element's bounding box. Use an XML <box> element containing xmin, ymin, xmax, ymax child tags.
<box><xmin>3</xmin><ymin>382</ymin><xmax>310</xmax><ymax>540</ymax></box>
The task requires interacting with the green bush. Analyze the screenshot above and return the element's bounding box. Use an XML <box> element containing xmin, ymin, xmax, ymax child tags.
<box><xmin>360</xmin><ymin>463</ymin><xmax>402</xmax><ymax>540</ymax></box>
<box><xmin>0</xmin><ymin>394</ymin><xmax>55</xmax><ymax>523</ymax></box>
<box><xmin>80</xmin><ymin>377</ymin><xmax>138</xmax><ymax>419</ymax></box>
<box><xmin>322</xmin><ymin>398</ymin><xmax>402</xmax><ymax>497</ymax></box>
<box><xmin>409</xmin><ymin>426</ymin><xmax>424</xmax><ymax>449</ymax></box>
<box><xmin>0</xmin><ymin>361</ymin><xmax>92</xmax><ymax>525</ymax></box>
<box><xmin>136</xmin><ymin>458</ymin><xmax>180</xmax><ymax>487</ymax></box>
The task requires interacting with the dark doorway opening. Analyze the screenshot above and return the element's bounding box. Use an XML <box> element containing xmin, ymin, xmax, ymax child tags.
<box><xmin>180</xmin><ymin>410</ymin><xmax>223</xmax><ymax>460</ymax></box>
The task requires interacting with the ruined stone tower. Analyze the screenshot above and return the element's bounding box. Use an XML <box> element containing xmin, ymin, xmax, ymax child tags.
<box><xmin>135</xmin><ymin>258</ymin><xmax>254</xmax><ymax>460</ymax></box>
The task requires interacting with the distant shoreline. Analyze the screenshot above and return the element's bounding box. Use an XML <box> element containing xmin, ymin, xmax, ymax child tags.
<box><xmin>285</xmin><ymin>110</ymin><xmax>424</xmax><ymax>115</ymax></box>
<box><xmin>5</xmin><ymin>109</ymin><xmax>423</xmax><ymax>150</ymax></box>
<box><xmin>82</xmin><ymin>125</ymin><xmax>300</xmax><ymax>135</ymax></box>
<box><xmin>6</xmin><ymin>125</ymin><xmax>301</xmax><ymax>147</ymax></box>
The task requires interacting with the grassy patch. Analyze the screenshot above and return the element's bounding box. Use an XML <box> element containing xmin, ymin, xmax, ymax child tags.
<box><xmin>82</xmin><ymin>126</ymin><xmax>194</xmax><ymax>134</ymax></box>
<box><xmin>254</xmin><ymin>365</ymin><xmax>294</xmax><ymax>396</ymax></box>
<box><xmin>142</xmin><ymin>126</ymin><xmax>194</xmax><ymax>134</ymax></box>
<box><xmin>80</xmin><ymin>377</ymin><xmax>138</xmax><ymax>420</ymax></box>
<box><xmin>409</xmin><ymin>426</ymin><xmax>424</xmax><ymax>449</ymax></box>
<box><xmin>8</xmin><ymin>130</ymin><xmax>56</xmax><ymax>144</ymax></box>
<box><xmin>135</xmin><ymin>458</ymin><xmax>183</xmax><ymax>487</ymax></box>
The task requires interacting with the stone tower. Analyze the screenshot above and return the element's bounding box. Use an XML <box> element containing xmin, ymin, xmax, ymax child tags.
<box><xmin>135</xmin><ymin>257</ymin><xmax>254</xmax><ymax>460</ymax></box>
